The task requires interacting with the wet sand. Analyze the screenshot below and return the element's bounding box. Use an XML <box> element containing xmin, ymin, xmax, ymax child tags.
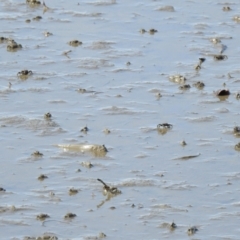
<box><xmin>1</xmin><ymin>0</ymin><xmax>240</xmax><ymax>239</ymax></box>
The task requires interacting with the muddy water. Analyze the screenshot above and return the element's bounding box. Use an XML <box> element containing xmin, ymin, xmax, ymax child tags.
<box><xmin>1</xmin><ymin>0</ymin><xmax>240</xmax><ymax>239</ymax></box>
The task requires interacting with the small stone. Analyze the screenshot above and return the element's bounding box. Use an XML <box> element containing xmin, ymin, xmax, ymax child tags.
<box><xmin>64</xmin><ymin>213</ymin><xmax>76</xmax><ymax>219</ymax></box>
<box><xmin>49</xmin><ymin>191</ymin><xmax>55</xmax><ymax>197</ymax></box>
<box><xmin>179</xmin><ymin>84</ymin><xmax>191</xmax><ymax>90</ymax></box>
<box><xmin>157</xmin><ymin>123</ymin><xmax>173</xmax><ymax>129</ymax></box>
<box><xmin>195</xmin><ymin>64</ymin><xmax>201</xmax><ymax>71</ymax></box>
<box><xmin>36</xmin><ymin>213</ymin><xmax>50</xmax><ymax>221</ymax></box>
<box><xmin>44</xmin><ymin>112</ymin><xmax>52</xmax><ymax>119</ymax></box>
<box><xmin>69</xmin><ymin>188</ymin><xmax>78</xmax><ymax>195</ymax></box>
<box><xmin>181</xmin><ymin>140</ymin><xmax>187</xmax><ymax>146</ymax></box>
<box><xmin>44</xmin><ymin>32</ymin><xmax>53</xmax><ymax>37</ymax></box>
<box><xmin>69</xmin><ymin>40</ymin><xmax>82</xmax><ymax>46</ymax></box>
<box><xmin>223</xmin><ymin>6</ymin><xmax>231</xmax><ymax>11</ymax></box>
<box><xmin>210</xmin><ymin>38</ymin><xmax>221</xmax><ymax>44</ymax></box>
<box><xmin>170</xmin><ymin>222</ymin><xmax>177</xmax><ymax>230</ymax></box>
<box><xmin>38</xmin><ymin>174</ymin><xmax>48</xmax><ymax>180</ymax></box>
<box><xmin>193</xmin><ymin>81</ymin><xmax>205</xmax><ymax>89</ymax></box>
<box><xmin>33</xmin><ymin>16</ymin><xmax>42</xmax><ymax>21</ymax></box>
<box><xmin>188</xmin><ymin>226</ymin><xmax>198</xmax><ymax>235</ymax></box>
<box><xmin>0</xmin><ymin>187</ymin><xmax>6</xmax><ymax>192</ymax></box>
<box><xmin>149</xmin><ymin>28</ymin><xmax>158</xmax><ymax>34</ymax></box>
<box><xmin>233</xmin><ymin>16</ymin><xmax>240</xmax><ymax>21</ymax></box>
<box><xmin>169</xmin><ymin>74</ymin><xmax>186</xmax><ymax>84</ymax></box>
<box><xmin>199</xmin><ymin>58</ymin><xmax>206</xmax><ymax>64</ymax></box>
<box><xmin>32</xmin><ymin>151</ymin><xmax>43</xmax><ymax>157</ymax></box>
<box><xmin>233</xmin><ymin>126</ymin><xmax>240</xmax><ymax>134</ymax></box>
<box><xmin>139</xmin><ymin>29</ymin><xmax>146</xmax><ymax>34</ymax></box>
<box><xmin>158</xmin><ymin>6</ymin><xmax>175</xmax><ymax>12</ymax></box>
<box><xmin>80</xmin><ymin>126</ymin><xmax>88</xmax><ymax>133</ymax></box>
<box><xmin>103</xmin><ymin>128</ymin><xmax>111</xmax><ymax>134</ymax></box>
<box><xmin>215</xmin><ymin>89</ymin><xmax>230</xmax><ymax>96</ymax></box>
<box><xmin>234</xmin><ymin>143</ymin><xmax>240</xmax><ymax>151</ymax></box>
<box><xmin>228</xmin><ymin>73</ymin><xmax>233</xmax><ymax>79</ymax></box>
<box><xmin>81</xmin><ymin>161</ymin><xmax>93</xmax><ymax>168</ymax></box>
<box><xmin>213</xmin><ymin>54</ymin><xmax>227</xmax><ymax>60</ymax></box>
<box><xmin>17</xmin><ymin>70</ymin><xmax>32</xmax><ymax>77</ymax></box>
<box><xmin>99</xmin><ymin>232</ymin><xmax>106</xmax><ymax>238</ymax></box>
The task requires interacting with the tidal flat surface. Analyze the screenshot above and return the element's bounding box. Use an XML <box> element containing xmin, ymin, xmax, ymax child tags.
<box><xmin>1</xmin><ymin>0</ymin><xmax>240</xmax><ymax>239</ymax></box>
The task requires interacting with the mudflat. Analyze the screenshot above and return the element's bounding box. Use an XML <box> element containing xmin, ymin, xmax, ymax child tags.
<box><xmin>1</xmin><ymin>0</ymin><xmax>240</xmax><ymax>239</ymax></box>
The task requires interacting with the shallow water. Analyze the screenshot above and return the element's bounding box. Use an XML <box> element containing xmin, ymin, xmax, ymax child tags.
<box><xmin>1</xmin><ymin>0</ymin><xmax>240</xmax><ymax>239</ymax></box>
